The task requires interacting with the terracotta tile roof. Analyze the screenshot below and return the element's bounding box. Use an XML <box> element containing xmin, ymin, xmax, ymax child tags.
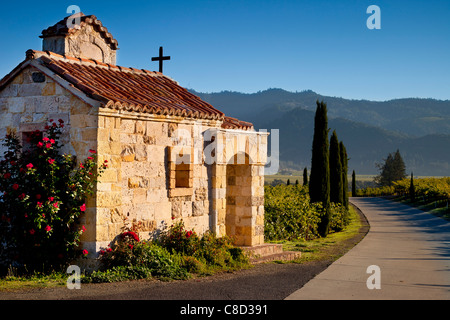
<box><xmin>221</xmin><ymin>116</ymin><xmax>254</xmax><ymax>130</ymax></box>
<box><xmin>24</xmin><ymin>50</ymin><xmax>226</xmax><ymax>121</ymax></box>
<box><xmin>1</xmin><ymin>49</ymin><xmax>254</xmax><ymax>129</ymax></box>
<box><xmin>40</xmin><ymin>13</ymin><xmax>118</xmax><ymax>50</ymax></box>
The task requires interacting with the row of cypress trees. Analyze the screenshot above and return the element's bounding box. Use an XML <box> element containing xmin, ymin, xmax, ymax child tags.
<box><xmin>309</xmin><ymin>100</ymin><xmax>349</xmax><ymax>237</ymax></box>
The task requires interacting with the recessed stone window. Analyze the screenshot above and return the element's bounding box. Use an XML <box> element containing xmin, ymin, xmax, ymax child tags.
<box><xmin>168</xmin><ymin>146</ymin><xmax>194</xmax><ymax>197</ymax></box>
<box><xmin>31</xmin><ymin>72</ymin><xmax>46</xmax><ymax>83</ymax></box>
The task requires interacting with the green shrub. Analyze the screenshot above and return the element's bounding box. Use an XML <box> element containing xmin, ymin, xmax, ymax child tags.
<box><xmin>85</xmin><ymin>221</ymin><xmax>249</xmax><ymax>283</ymax></box>
<box><xmin>264</xmin><ymin>184</ymin><xmax>350</xmax><ymax>240</ymax></box>
<box><xmin>158</xmin><ymin>220</ymin><xmax>249</xmax><ymax>269</ymax></box>
<box><xmin>329</xmin><ymin>203</ymin><xmax>350</xmax><ymax>232</ymax></box>
<box><xmin>264</xmin><ymin>184</ymin><xmax>322</xmax><ymax>241</ymax></box>
<box><xmin>96</xmin><ymin>230</ymin><xmax>188</xmax><ymax>281</ymax></box>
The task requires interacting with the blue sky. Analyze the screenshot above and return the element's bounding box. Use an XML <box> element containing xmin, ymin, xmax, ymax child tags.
<box><xmin>0</xmin><ymin>0</ymin><xmax>449</xmax><ymax>101</ymax></box>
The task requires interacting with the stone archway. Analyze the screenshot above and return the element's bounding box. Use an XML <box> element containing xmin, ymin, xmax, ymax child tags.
<box><xmin>208</xmin><ymin>128</ymin><xmax>268</xmax><ymax>247</ymax></box>
<box><xmin>225</xmin><ymin>159</ymin><xmax>253</xmax><ymax>246</ymax></box>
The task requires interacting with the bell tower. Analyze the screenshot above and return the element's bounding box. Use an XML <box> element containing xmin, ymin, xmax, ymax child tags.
<box><xmin>40</xmin><ymin>12</ymin><xmax>119</xmax><ymax>65</ymax></box>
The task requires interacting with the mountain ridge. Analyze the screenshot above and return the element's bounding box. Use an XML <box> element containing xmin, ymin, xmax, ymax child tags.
<box><xmin>189</xmin><ymin>88</ymin><xmax>450</xmax><ymax>176</ymax></box>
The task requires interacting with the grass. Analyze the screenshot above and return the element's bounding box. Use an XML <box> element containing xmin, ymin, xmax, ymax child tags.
<box><xmin>268</xmin><ymin>205</ymin><xmax>364</xmax><ymax>263</ymax></box>
<box><xmin>0</xmin><ymin>270</ymin><xmax>68</xmax><ymax>291</ymax></box>
<box><xmin>396</xmin><ymin>197</ymin><xmax>450</xmax><ymax>221</ymax></box>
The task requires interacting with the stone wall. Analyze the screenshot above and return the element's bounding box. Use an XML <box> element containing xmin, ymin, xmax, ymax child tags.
<box><xmin>93</xmin><ymin>111</ymin><xmax>218</xmax><ymax>253</ymax></box>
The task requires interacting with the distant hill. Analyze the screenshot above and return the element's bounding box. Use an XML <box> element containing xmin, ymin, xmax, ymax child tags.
<box><xmin>190</xmin><ymin>89</ymin><xmax>450</xmax><ymax>176</ymax></box>
<box><xmin>191</xmin><ymin>89</ymin><xmax>450</xmax><ymax>137</ymax></box>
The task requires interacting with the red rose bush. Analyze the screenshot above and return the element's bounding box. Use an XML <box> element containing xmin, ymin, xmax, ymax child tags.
<box><xmin>0</xmin><ymin>120</ymin><xmax>106</xmax><ymax>273</ymax></box>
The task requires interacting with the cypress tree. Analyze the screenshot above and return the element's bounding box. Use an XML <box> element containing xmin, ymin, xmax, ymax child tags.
<box><xmin>410</xmin><ymin>172</ymin><xmax>415</xmax><ymax>203</ymax></box>
<box><xmin>340</xmin><ymin>141</ymin><xmax>349</xmax><ymax>209</ymax></box>
<box><xmin>329</xmin><ymin>130</ymin><xmax>343</xmax><ymax>204</ymax></box>
<box><xmin>287</xmin><ymin>179</ymin><xmax>290</xmax><ymax>186</ymax></box>
<box><xmin>303</xmin><ymin>167</ymin><xmax>308</xmax><ymax>186</ymax></box>
<box><xmin>352</xmin><ymin>170</ymin><xmax>356</xmax><ymax>197</ymax></box>
<box><xmin>309</xmin><ymin>100</ymin><xmax>330</xmax><ymax>237</ymax></box>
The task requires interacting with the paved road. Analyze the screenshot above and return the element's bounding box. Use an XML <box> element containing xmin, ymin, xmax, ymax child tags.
<box><xmin>286</xmin><ymin>197</ymin><xmax>450</xmax><ymax>300</ymax></box>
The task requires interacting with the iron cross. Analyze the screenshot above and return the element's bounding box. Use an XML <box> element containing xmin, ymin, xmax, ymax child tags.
<box><xmin>151</xmin><ymin>46</ymin><xmax>171</xmax><ymax>73</ymax></box>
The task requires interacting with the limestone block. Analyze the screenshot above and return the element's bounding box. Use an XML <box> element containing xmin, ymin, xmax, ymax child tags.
<box><xmin>181</xmin><ymin>201</ymin><xmax>193</xmax><ymax>218</ymax></box>
<box><xmin>42</xmin><ymin>82</ymin><xmax>55</xmax><ymax>96</ymax></box>
<box><xmin>168</xmin><ymin>187</ymin><xmax>193</xmax><ymax>198</ymax></box>
<box><xmin>143</xmin><ymin>135</ymin><xmax>156</xmax><ymax>145</ymax></box>
<box><xmin>121</xmin><ymin>119</ymin><xmax>135</xmax><ymax>134</ymax></box>
<box><xmin>133</xmin><ymin>203</ymin><xmax>155</xmax><ymax>221</ymax></box>
<box><xmin>133</xmin><ymin>188</ymin><xmax>147</xmax><ymax>204</ymax></box>
<box><xmin>0</xmin><ymin>84</ymin><xmax>18</xmax><ymax>97</ymax></box>
<box><xmin>109</xmin><ymin>129</ymin><xmax>120</xmax><ymax>142</ymax></box>
<box><xmin>97</xmin><ymin>168</ymin><xmax>118</xmax><ymax>183</ymax></box>
<box><xmin>70</xmin><ymin>114</ymin><xmax>88</xmax><ymax>128</ymax></box>
<box><xmin>20</xmin><ymin>113</ymin><xmax>33</xmax><ymax>124</ymax></box>
<box><xmin>97</xmin><ymin>182</ymin><xmax>112</xmax><ymax>192</ymax></box>
<box><xmin>256</xmin><ymin>214</ymin><xmax>264</xmax><ymax>226</ymax></box>
<box><xmin>70</xmin><ymin>96</ymin><xmax>92</xmax><ymax>116</ymax></box>
<box><xmin>32</xmin><ymin>113</ymin><xmax>47</xmax><ymax>123</ymax></box>
<box><xmin>18</xmin><ymin>83</ymin><xmax>46</xmax><ymax>97</ymax></box>
<box><xmin>154</xmin><ymin>202</ymin><xmax>172</xmax><ymax>222</ymax></box>
<box><xmin>147</xmin><ymin>188</ymin><xmax>166</xmax><ymax>203</ymax></box>
<box><xmin>147</xmin><ymin>145</ymin><xmax>165</xmax><ymax>163</ymax></box>
<box><xmin>171</xmin><ymin>201</ymin><xmax>182</xmax><ymax>219</ymax></box>
<box><xmin>194</xmin><ymin>187</ymin><xmax>207</xmax><ymax>201</ymax></box>
<box><xmin>120</xmin><ymin>145</ymin><xmax>135</xmax><ymax>161</ymax></box>
<box><xmin>81</xmin><ymin>128</ymin><xmax>98</xmax><ymax>141</ymax></box>
<box><xmin>135</xmin><ymin>144</ymin><xmax>147</xmax><ymax>161</ymax></box>
<box><xmin>7</xmin><ymin>97</ymin><xmax>25</xmax><ymax>113</ymax></box>
<box><xmin>97</xmin><ymin>191</ymin><xmax>121</xmax><ymax>207</ymax></box>
<box><xmin>255</xmin><ymin>224</ymin><xmax>264</xmax><ymax>236</ymax></box>
<box><xmin>120</xmin><ymin>133</ymin><xmax>137</xmax><ymax>144</ymax></box>
<box><xmin>136</xmin><ymin>121</ymin><xmax>146</xmax><ymax>134</ymax></box>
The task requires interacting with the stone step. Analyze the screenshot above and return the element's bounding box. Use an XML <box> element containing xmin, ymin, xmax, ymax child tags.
<box><xmin>240</xmin><ymin>244</ymin><xmax>301</xmax><ymax>264</ymax></box>
<box><xmin>250</xmin><ymin>251</ymin><xmax>302</xmax><ymax>264</ymax></box>
<box><xmin>240</xmin><ymin>244</ymin><xmax>283</xmax><ymax>258</ymax></box>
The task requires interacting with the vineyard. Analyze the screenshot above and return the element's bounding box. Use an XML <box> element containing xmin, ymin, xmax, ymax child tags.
<box><xmin>357</xmin><ymin>177</ymin><xmax>450</xmax><ymax>219</ymax></box>
<box><xmin>264</xmin><ymin>184</ymin><xmax>350</xmax><ymax>241</ymax></box>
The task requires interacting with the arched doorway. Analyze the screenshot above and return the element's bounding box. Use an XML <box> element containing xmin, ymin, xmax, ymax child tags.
<box><xmin>225</xmin><ymin>153</ymin><xmax>253</xmax><ymax>246</ymax></box>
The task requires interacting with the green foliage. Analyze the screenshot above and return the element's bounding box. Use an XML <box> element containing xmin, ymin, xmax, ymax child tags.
<box><xmin>85</xmin><ymin>221</ymin><xmax>250</xmax><ymax>283</ymax></box>
<box><xmin>340</xmin><ymin>142</ymin><xmax>349</xmax><ymax>209</ymax></box>
<box><xmin>410</xmin><ymin>173</ymin><xmax>416</xmax><ymax>202</ymax></box>
<box><xmin>158</xmin><ymin>220</ymin><xmax>248</xmax><ymax>269</ymax></box>
<box><xmin>0</xmin><ymin>120</ymin><xmax>107</xmax><ymax>273</ymax></box>
<box><xmin>309</xmin><ymin>100</ymin><xmax>331</xmax><ymax>237</ymax></box>
<box><xmin>309</xmin><ymin>100</ymin><xmax>330</xmax><ymax>205</ymax></box>
<box><xmin>330</xmin><ymin>130</ymin><xmax>343</xmax><ymax>204</ymax></box>
<box><xmin>264</xmin><ymin>184</ymin><xmax>348</xmax><ymax>241</ymax></box>
<box><xmin>329</xmin><ymin>203</ymin><xmax>350</xmax><ymax>232</ymax></box>
<box><xmin>352</xmin><ymin>170</ymin><xmax>357</xmax><ymax>197</ymax></box>
<box><xmin>357</xmin><ymin>177</ymin><xmax>450</xmax><ymax>203</ymax></box>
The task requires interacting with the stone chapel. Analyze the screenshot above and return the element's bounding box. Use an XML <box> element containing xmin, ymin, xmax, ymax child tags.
<box><xmin>0</xmin><ymin>13</ymin><xmax>268</xmax><ymax>263</ymax></box>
